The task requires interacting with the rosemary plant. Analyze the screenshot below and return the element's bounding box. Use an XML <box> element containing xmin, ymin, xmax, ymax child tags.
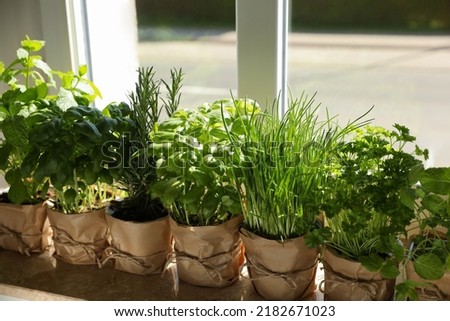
<box><xmin>225</xmin><ymin>93</ymin><xmax>369</xmax><ymax>241</ymax></box>
<box><xmin>107</xmin><ymin>67</ymin><xmax>183</xmax><ymax>221</ymax></box>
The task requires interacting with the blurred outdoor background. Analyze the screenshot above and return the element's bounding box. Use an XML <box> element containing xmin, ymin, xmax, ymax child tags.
<box><xmin>135</xmin><ymin>0</ymin><xmax>450</xmax><ymax>166</ymax></box>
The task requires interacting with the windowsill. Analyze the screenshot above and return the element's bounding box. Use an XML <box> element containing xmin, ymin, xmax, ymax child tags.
<box><xmin>0</xmin><ymin>250</ymin><xmax>324</xmax><ymax>301</ymax></box>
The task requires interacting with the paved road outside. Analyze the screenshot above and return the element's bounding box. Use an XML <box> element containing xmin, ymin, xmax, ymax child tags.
<box><xmin>139</xmin><ymin>30</ymin><xmax>450</xmax><ymax>166</ymax></box>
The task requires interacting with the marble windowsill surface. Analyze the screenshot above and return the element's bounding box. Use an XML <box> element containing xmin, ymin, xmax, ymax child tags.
<box><xmin>0</xmin><ymin>250</ymin><xmax>324</xmax><ymax>301</ymax></box>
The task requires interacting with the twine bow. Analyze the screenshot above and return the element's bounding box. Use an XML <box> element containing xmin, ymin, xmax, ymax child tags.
<box><xmin>98</xmin><ymin>246</ymin><xmax>166</xmax><ymax>275</ymax></box>
<box><xmin>417</xmin><ymin>284</ymin><xmax>449</xmax><ymax>301</ymax></box>
<box><xmin>319</xmin><ymin>262</ymin><xmax>383</xmax><ymax>300</ymax></box>
<box><xmin>51</xmin><ymin>226</ymin><xmax>103</xmax><ymax>264</ymax></box>
<box><xmin>163</xmin><ymin>241</ymin><xmax>242</xmax><ymax>295</ymax></box>
<box><xmin>242</xmin><ymin>258</ymin><xmax>318</xmax><ymax>290</ymax></box>
<box><xmin>0</xmin><ymin>224</ymin><xmax>32</xmax><ymax>256</ymax></box>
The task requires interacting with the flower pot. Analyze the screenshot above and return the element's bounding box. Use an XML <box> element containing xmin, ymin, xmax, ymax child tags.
<box><xmin>240</xmin><ymin>227</ymin><xmax>319</xmax><ymax>300</ymax></box>
<box><xmin>406</xmin><ymin>261</ymin><xmax>450</xmax><ymax>300</ymax></box>
<box><xmin>47</xmin><ymin>207</ymin><xmax>108</xmax><ymax>265</ymax></box>
<box><xmin>0</xmin><ymin>202</ymin><xmax>50</xmax><ymax>255</ymax></box>
<box><xmin>167</xmin><ymin>215</ymin><xmax>244</xmax><ymax>288</ymax></box>
<box><xmin>320</xmin><ymin>248</ymin><xmax>395</xmax><ymax>300</ymax></box>
<box><xmin>101</xmin><ymin>213</ymin><xmax>171</xmax><ymax>275</ymax></box>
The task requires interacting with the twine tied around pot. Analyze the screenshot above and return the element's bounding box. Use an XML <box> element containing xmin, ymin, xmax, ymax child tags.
<box><xmin>0</xmin><ymin>224</ymin><xmax>32</xmax><ymax>256</ymax></box>
<box><xmin>163</xmin><ymin>241</ymin><xmax>242</xmax><ymax>295</ymax></box>
<box><xmin>242</xmin><ymin>257</ymin><xmax>317</xmax><ymax>290</ymax></box>
<box><xmin>98</xmin><ymin>246</ymin><xmax>166</xmax><ymax>274</ymax></box>
<box><xmin>51</xmin><ymin>225</ymin><xmax>103</xmax><ymax>264</ymax></box>
<box><xmin>319</xmin><ymin>262</ymin><xmax>382</xmax><ymax>300</ymax></box>
<box><xmin>416</xmin><ymin>284</ymin><xmax>449</xmax><ymax>301</ymax></box>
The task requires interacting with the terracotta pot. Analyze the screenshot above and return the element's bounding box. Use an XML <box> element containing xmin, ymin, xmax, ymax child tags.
<box><xmin>102</xmin><ymin>213</ymin><xmax>171</xmax><ymax>275</ymax></box>
<box><xmin>321</xmin><ymin>248</ymin><xmax>395</xmax><ymax>301</ymax></box>
<box><xmin>406</xmin><ymin>260</ymin><xmax>450</xmax><ymax>300</ymax></box>
<box><xmin>0</xmin><ymin>202</ymin><xmax>50</xmax><ymax>255</ymax></box>
<box><xmin>167</xmin><ymin>215</ymin><xmax>244</xmax><ymax>288</ymax></box>
<box><xmin>240</xmin><ymin>227</ymin><xmax>318</xmax><ymax>300</ymax></box>
<box><xmin>47</xmin><ymin>207</ymin><xmax>108</xmax><ymax>265</ymax></box>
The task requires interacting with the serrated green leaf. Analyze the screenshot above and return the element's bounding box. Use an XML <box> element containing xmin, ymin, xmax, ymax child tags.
<box><xmin>16</xmin><ymin>48</ymin><xmax>29</xmax><ymax>60</ymax></box>
<box><xmin>21</xmin><ymin>38</ymin><xmax>45</xmax><ymax>52</ymax></box>
<box><xmin>380</xmin><ymin>261</ymin><xmax>400</xmax><ymax>279</ymax></box>
<box><xmin>2</xmin><ymin>115</ymin><xmax>28</xmax><ymax>147</ymax></box>
<box><xmin>56</xmin><ymin>88</ymin><xmax>77</xmax><ymax>110</ymax></box>
<box><xmin>414</xmin><ymin>253</ymin><xmax>445</xmax><ymax>280</ymax></box>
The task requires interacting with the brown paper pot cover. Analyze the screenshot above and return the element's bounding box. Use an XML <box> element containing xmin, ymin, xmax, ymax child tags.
<box><xmin>321</xmin><ymin>248</ymin><xmax>395</xmax><ymax>301</ymax></box>
<box><xmin>104</xmin><ymin>214</ymin><xmax>171</xmax><ymax>275</ymax></box>
<box><xmin>406</xmin><ymin>261</ymin><xmax>450</xmax><ymax>300</ymax></box>
<box><xmin>168</xmin><ymin>215</ymin><xmax>244</xmax><ymax>288</ymax></box>
<box><xmin>0</xmin><ymin>203</ymin><xmax>50</xmax><ymax>254</ymax></box>
<box><xmin>47</xmin><ymin>207</ymin><xmax>108</xmax><ymax>265</ymax></box>
<box><xmin>240</xmin><ymin>228</ymin><xmax>319</xmax><ymax>300</ymax></box>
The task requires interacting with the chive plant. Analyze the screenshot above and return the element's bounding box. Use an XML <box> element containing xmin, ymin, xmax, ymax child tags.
<box><xmin>225</xmin><ymin>94</ymin><xmax>369</xmax><ymax>241</ymax></box>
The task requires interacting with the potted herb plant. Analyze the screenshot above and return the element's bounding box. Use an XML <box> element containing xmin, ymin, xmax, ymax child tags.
<box><xmin>99</xmin><ymin>67</ymin><xmax>183</xmax><ymax>275</ymax></box>
<box><xmin>150</xmin><ymin>99</ymin><xmax>248</xmax><ymax>288</ymax></box>
<box><xmin>10</xmin><ymin>46</ymin><xmax>130</xmax><ymax>266</ymax></box>
<box><xmin>318</xmin><ymin>124</ymin><xmax>428</xmax><ymax>300</ymax></box>
<box><xmin>396</xmin><ymin>166</ymin><xmax>450</xmax><ymax>300</ymax></box>
<box><xmin>0</xmin><ymin>37</ymin><xmax>99</xmax><ymax>255</ymax></box>
<box><xmin>225</xmin><ymin>94</ymin><xmax>367</xmax><ymax>300</ymax></box>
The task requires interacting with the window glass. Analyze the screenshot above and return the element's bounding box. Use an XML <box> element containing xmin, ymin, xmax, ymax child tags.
<box><xmin>288</xmin><ymin>0</ymin><xmax>450</xmax><ymax>165</ymax></box>
<box><xmin>135</xmin><ymin>0</ymin><xmax>237</xmax><ymax>109</ymax></box>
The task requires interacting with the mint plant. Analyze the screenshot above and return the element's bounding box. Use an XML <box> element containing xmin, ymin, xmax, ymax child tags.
<box><xmin>0</xmin><ymin>37</ymin><xmax>100</xmax><ymax>204</ymax></box>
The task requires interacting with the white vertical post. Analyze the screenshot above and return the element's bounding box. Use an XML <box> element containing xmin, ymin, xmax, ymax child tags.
<box><xmin>236</xmin><ymin>0</ymin><xmax>289</xmax><ymax>115</ymax></box>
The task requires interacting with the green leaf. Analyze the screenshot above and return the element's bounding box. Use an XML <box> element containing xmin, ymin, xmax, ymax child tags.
<box><xmin>419</xmin><ymin>167</ymin><xmax>450</xmax><ymax>195</ymax></box>
<box><xmin>189</xmin><ymin>168</ymin><xmax>213</xmax><ymax>186</ymax></box>
<box><xmin>21</xmin><ymin>38</ymin><xmax>45</xmax><ymax>52</ymax></box>
<box><xmin>72</xmin><ymin>121</ymin><xmax>102</xmax><ymax>142</ymax></box>
<box><xmin>1</xmin><ymin>115</ymin><xmax>28</xmax><ymax>147</ymax></box>
<box><xmin>36</xmin><ymin>83</ymin><xmax>48</xmax><ymax>99</ymax></box>
<box><xmin>0</xmin><ymin>144</ymin><xmax>12</xmax><ymax>170</ymax></box>
<box><xmin>445</xmin><ymin>255</ymin><xmax>450</xmax><ymax>271</ymax></box>
<box><xmin>64</xmin><ymin>188</ymin><xmax>77</xmax><ymax>207</ymax></box>
<box><xmin>179</xmin><ymin>185</ymin><xmax>205</xmax><ymax>204</ymax></box>
<box><xmin>358</xmin><ymin>253</ymin><xmax>384</xmax><ymax>272</ymax></box>
<box><xmin>414</xmin><ymin>253</ymin><xmax>445</xmax><ymax>280</ymax></box>
<box><xmin>379</xmin><ymin>261</ymin><xmax>400</xmax><ymax>279</ymax></box>
<box><xmin>5</xmin><ymin>168</ymin><xmax>21</xmax><ymax>185</ymax></box>
<box><xmin>7</xmin><ymin>180</ymin><xmax>28</xmax><ymax>204</ymax></box>
<box><xmin>56</xmin><ymin>88</ymin><xmax>78</xmax><ymax>110</ymax></box>
<box><xmin>395</xmin><ymin>280</ymin><xmax>420</xmax><ymax>301</ymax></box>
<box><xmin>400</xmin><ymin>187</ymin><xmax>416</xmax><ymax>211</ymax></box>
<box><xmin>78</xmin><ymin>64</ymin><xmax>88</xmax><ymax>77</ymax></box>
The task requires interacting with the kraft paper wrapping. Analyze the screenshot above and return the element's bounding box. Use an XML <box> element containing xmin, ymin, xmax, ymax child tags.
<box><xmin>102</xmin><ymin>214</ymin><xmax>171</xmax><ymax>275</ymax></box>
<box><xmin>321</xmin><ymin>248</ymin><xmax>395</xmax><ymax>301</ymax></box>
<box><xmin>240</xmin><ymin>228</ymin><xmax>319</xmax><ymax>300</ymax></box>
<box><xmin>406</xmin><ymin>261</ymin><xmax>450</xmax><ymax>300</ymax></box>
<box><xmin>47</xmin><ymin>208</ymin><xmax>108</xmax><ymax>265</ymax></box>
<box><xmin>167</xmin><ymin>215</ymin><xmax>244</xmax><ymax>288</ymax></box>
<box><xmin>0</xmin><ymin>203</ymin><xmax>50</xmax><ymax>255</ymax></box>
